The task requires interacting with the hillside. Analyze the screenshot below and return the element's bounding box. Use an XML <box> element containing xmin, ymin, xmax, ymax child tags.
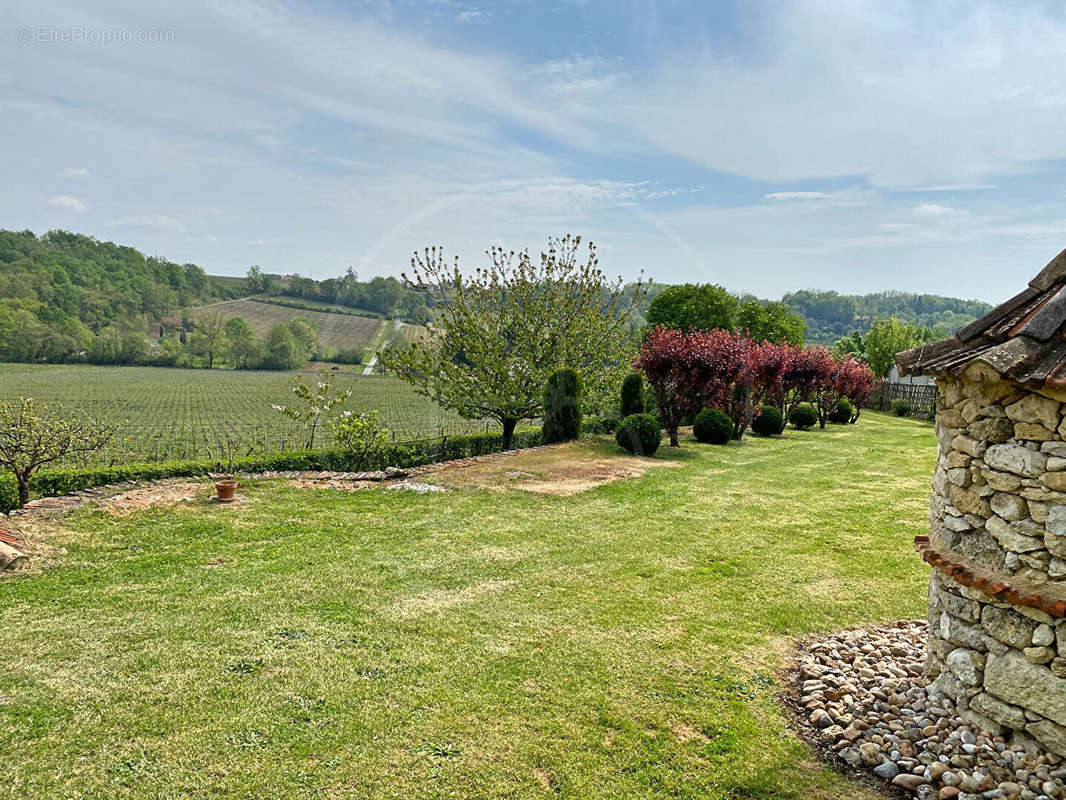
<box><xmin>196</xmin><ymin>298</ymin><xmax>385</xmax><ymax>352</ymax></box>
<box><xmin>780</xmin><ymin>289</ymin><xmax>991</xmax><ymax>342</ymax></box>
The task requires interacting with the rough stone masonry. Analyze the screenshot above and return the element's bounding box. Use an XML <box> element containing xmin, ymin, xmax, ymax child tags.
<box><xmin>926</xmin><ymin>374</ymin><xmax>1066</xmax><ymax>755</ymax></box>
<box><xmin>897</xmin><ymin>247</ymin><xmax>1066</xmax><ymax>759</ymax></box>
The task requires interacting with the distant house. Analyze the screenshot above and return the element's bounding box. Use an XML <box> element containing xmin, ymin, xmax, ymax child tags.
<box><xmin>886</xmin><ymin>363</ymin><xmax>933</xmax><ymax>386</ymax></box>
<box><xmin>152</xmin><ymin>316</ymin><xmax>187</xmax><ymax>341</ymax></box>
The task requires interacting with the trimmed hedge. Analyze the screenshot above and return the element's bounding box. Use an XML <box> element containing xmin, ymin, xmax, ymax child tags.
<box><xmin>0</xmin><ymin>427</ymin><xmax>544</xmax><ymax>514</ymax></box>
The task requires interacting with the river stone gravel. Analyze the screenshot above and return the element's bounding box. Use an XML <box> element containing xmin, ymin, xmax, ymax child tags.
<box><xmin>794</xmin><ymin>620</ymin><xmax>1066</xmax><ymax>800</ymax></box>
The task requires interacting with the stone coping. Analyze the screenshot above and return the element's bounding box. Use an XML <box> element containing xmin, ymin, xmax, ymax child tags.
<box><xmin>915</xmin><ymin>534</ymin><xmax>1066</xmax><ymax>617</ymax></box>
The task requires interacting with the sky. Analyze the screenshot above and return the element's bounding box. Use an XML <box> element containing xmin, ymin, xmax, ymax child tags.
<box><xmin>5</xmin><ymin>0</ymin><xmax>1066</xmax><ymax>302</ymax></box>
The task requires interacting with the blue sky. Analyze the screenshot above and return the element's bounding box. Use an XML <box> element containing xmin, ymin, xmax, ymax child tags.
<box><xmin>6</xmin><ymin>0</ymin><xmax>1066</xmax><ymax>301</ymax></box>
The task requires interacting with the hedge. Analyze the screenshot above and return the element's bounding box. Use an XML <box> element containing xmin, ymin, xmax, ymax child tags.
<box><xmin>0</xmin><ymin>426</ymin><xmax>547</xmax><ymax>514</ymax></box>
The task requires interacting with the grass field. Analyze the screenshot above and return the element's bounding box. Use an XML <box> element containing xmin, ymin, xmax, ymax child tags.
<box><xmin>0</xmin><ymin>364</ymin><xmax>494</xmax><ymax>465</ymax></box>
<box><xmin>0</xmin><ymin>414</ymin><xmax>934</xmax><ymax>799</ymax></box>
<box><xmin>195</xmin><ymin>298</ymin><xmax>386</xmax><ymax>351</ymax></box>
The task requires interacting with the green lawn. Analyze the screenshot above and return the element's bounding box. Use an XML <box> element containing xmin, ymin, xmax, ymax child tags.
<box><xmin>0</xmin><ymin>414</ymin><xmax>934</xmax><ymax>799</ymax></box>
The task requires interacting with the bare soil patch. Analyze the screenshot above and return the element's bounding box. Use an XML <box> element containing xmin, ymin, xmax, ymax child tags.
<box><xmin>100</xmin><ymin>482</ymin><xmax>209</xmax><ymax>515</ymax></box>
<box><xmin>424</xmin><ymin>441</ymin><xmax>680</xmax><ymax>496</ymax></box>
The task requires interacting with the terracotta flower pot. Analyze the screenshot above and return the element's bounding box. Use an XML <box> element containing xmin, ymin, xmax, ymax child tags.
<box><xmin>214</xmin><ymin>478</ymin><xmax>238</xmax><ymax>502</ymax></box>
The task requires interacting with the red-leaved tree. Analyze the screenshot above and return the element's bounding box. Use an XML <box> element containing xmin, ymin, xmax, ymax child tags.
<box><xmin>749</xmin><ymin>340</ymin><xmax>793</xmax><ymax>412</ymax></box>
<box><xmin>637</xmin><ymin>327</ymin><xmax>705</xmax><ymax>447</ymax></box>
<box><xmin>780</xmin><ymin>345</ymin><xmax>824</xmax><ymax>417</ymax></box>
<box><xmin>699</xmin><ymin>329</ymin><xmax>754</xmax><ymax>438</ymax></box>
<box><xmin>808</xmin><ymin>347</ymin><xmax>845</xmax><ymax>429</ymax></box>
<box><xmin>836</xmin><ymin>359</ymin><xmax>882</xmax><ymax>423</ymax></box>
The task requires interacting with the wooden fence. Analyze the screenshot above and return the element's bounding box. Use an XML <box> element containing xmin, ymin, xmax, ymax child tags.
<box><xmin>869</xmin><ymin>381</ymin><xmax>937</xmax><ymax>419</ymax></box>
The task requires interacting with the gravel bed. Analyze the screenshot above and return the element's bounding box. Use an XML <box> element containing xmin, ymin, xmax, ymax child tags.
<box><xmin>794</xmin><ymin>620</ymin><xmax>1066</xmax><ymax>800</ymax></box>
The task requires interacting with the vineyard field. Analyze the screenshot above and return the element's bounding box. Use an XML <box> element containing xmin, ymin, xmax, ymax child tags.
<box><xmin>193</xmin><ymin>298</ymin><xmax>385</xmax><ymax>351</ymax></box>
<box><xmin>0</xmin><ymin>364</ymin><xmax>495</xmax><ymax>467</ymax></box>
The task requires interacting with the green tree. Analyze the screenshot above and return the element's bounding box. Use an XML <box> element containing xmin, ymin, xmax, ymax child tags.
<box><xmin>736</xmin><ymin>300</ymin><xmax>805</xmax><ymax>344</ymax></box>
<box><xmin>646</xmin><ymin>283</ymin><xmax>737</xmax><ymax>333</ymax></box>
<box><xmin>246</xmin><ymin>265</ymin><xmax>274</xmax><ymax>293</ymax></box>
<box><xmin>224</xmin><ymin>317</ymin><xmax>258</xmax><ymax>369</ymax></box>
<box><xmin>382</xmin><ymin>235</ymin><xmax>646</xmax><ymax>450</ymax></box>
<box><xmin>265</xmin><ymin>323</ymin><xmax>301</xmax><ymax>370</ymax></box>
<box><xmin>286</xmin><ymin>317</ymin><xmax>319</xmax><ymax>363</ymax></box>
<box><xmin>0</xmin><ymin>397</ymin><xmax>118</xmax><ymax>507</ymax></box>
<box><xmin>864</xmin><ymin>317</ymin><xmax>934</xmax><ymax>378</ymax></box>
<box><xmin>190</xmin><ymin>312</ymin><xmax>229</xmax><ymax>369</ymax></box>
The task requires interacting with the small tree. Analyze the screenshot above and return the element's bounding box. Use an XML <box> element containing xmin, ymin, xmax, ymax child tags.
<box><xmin>331</xmin><ymin>410</ymin><xmax>391</xmax><ymax>469</ymax></box>
<box><xmin>620</xmin><ymin>372</ymin><xmax>646</xmax><ymax>417</ymax></box>
<box><xmin>836</xmin><ymin>358</ymin><xmax>882</xmax><ymax>423</ymax></box>
<box><xmin>190</xmin><ymin>312</ymin><xmax>229</xmax><ymax>369</ymax></box>
<box><xmin>382</xmin><ymin>235</ymin><xmax>645</xmax><ymax>450</ymax></box>
<box><xmin>0</xmin><ymin>398</ymin><xmax>118</xmax><ymax>507</ymax></box>
<box><xmin>636</xmin><ymin>327</ymin><xmax>707</xmax><ymax>447</ymax></box>
<box><xmin>271</xmin><ymin>371</ymin><xmax>351</xmax><ymax>449</ymax></box>
<box><xmin>542</xmin><ymin>368</ymin><xmax>583</xmax><ymax>444</ymax></box>
<box><xmin>808</xmin><ymin>348</ymin><xmax>844</xmax><ymax>429</ymax></box>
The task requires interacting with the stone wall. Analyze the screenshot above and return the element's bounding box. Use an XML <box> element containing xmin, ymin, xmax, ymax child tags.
<box><xmin>927</xmin><ymin>373</ymin><xmax>1066</xmax><ymax>755</ymax></box>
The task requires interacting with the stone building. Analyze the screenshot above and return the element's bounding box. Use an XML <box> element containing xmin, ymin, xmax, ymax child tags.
<box><xmin>897</xmin><ymin>250</ymin><xmax>1066</xmax><ymax>756</ymax></box>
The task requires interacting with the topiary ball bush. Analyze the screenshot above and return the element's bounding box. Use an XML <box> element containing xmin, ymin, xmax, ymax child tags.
<box><xmin>891</xmin><ymin>398</ymin><xmax>911</xmax><ymax>417</ymax></box>
<box><xmin>830</xmin><ymin>397</ymin><xmax>854</xmax><ymax>424</ymax></box>
<box><xmin>620</xmin><ymin>372</ymin><xmax>646</xmax><ymax>418</ymax></box>
<box><xmin>751</xmin><ymin>405</ymin><xmax>785</xmax><ymax>436</ymax></box>
<box><xmin>693</xmin><ymin>408</ymin><xmax>733</xmax><ymax>444</ymax></box>
<box><xmin>790</xmin><ymin>402</ymin><xmax>818</xmax><ymax>430</ymax></box>
<box><xmin>615</xmin><ymin>413</ymin><xmax>662</xmax><ymax>456</ymax></box>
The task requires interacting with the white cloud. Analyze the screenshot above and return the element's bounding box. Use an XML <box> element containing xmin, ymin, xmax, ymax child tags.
<box><xmin>111</xmin><ymin>215</ymin><xmax>186</xmax><ymax>232</ymax></box>
<box><xmin>243</xmin><ymin>236</ymin><xmax>295</xmax><ymax>246</ymax></box>
<box><xmin>765</xmin><ymin>191</ymin><xmax>831</xmax><ymax>201</ymax></box>
<box><xmin>59</xmin><ymin>167</ymin><xmax>91</xmax><ymax>178</ymax></box>
<box><xmin>45</xmin><ymin>195</ymin><xmax>88</xmax><ymax>211</ymax></box>
<box><xmin>456</xmin><ymin>10</ymin><xmax>490</xmax><ymax>24</ymax></box>
<box><xmin>913</xmin><ymin>202</ymin><xmax>965</xmax><ymax>217</ymax></box>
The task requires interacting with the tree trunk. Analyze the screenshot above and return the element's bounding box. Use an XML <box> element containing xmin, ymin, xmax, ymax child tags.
<box><xmin>669</xmin><ymin>425</ymin><xmax>679</xmax><ymax>447</ymax></box>
<box><xmin>0</xmin><ymin>541</ymin><xmax>28</xmax><ymax>570</ymax></box>
<box><xmin>16</xmin><ymin>474</ymin><xmax>29</xmax><ymax>508</ymax></box>
<box><xmin>501</xmin><ymin>418</ymin><xmax>518</xmax><ymax>450</ymax></box>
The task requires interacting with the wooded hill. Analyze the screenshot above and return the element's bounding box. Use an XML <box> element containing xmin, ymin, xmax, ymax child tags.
<box><xmin>0</xmin><ymin>228</ymin><xmax>992</xmax><ymax>364</ymax></box>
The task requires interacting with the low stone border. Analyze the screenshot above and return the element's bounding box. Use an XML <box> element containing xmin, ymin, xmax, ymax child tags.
<box><xmin>791</xmin><ymin>620</ymin><xmax>1066</xmax><ymax>799</ymax></box>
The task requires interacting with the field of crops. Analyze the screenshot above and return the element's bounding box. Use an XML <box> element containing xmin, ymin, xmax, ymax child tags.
<box><xmin>195</xmin><ymin>298</ymin><xmax>385</xmax><ymax>351</ymax></box>
<box><xmin>0</xmin><ymin>364</ymin><xmax>496</xmax><ymax>467</ymax></box>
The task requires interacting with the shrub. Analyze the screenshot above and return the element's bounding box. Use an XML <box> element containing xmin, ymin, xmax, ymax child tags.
<box><xmin>542</xmin><ymin>368</ymin><xmax>583</xmax><ymax>444</ymax></box>
<box><xmin>751</xmin><ymin>405</ymin><xmax>785</xmax><ymax>436</ymax></box>
<box><xmin>891</xmin><ymin>398</ymin><xmax>911</xmax><ymax>417</ymax></box>
<box><xmin>829</xmin><ymin>397</ymin><xmax>854</xmax><ymax>424</ymax></box>
<box><xmin>790</xmin><ymin>402</ymin><xmax>818</xmax><ymax>430</ymax></box>
<box><xmin>620</xmin><ymin>372</ymin><xmax>646</xmax><ymax>417</ymax></box>
<box><xmin>615</xmin><ymin>413</ymin><xmax>662</xmax><ymax>456</ymax></box>
<box><xmin>581</xmin><ymin>415</ymin><xmax>617</xmax><ymax>435</ymax></box>
<box><xmin>331</xmin><ymin>410</ymin><xmax>390</xmax><ymax>469</ymax></box>
<box><xmin>693</xmin><ymin>409</ymin><xmax>733</xmax><ymax>445</ymax></box>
